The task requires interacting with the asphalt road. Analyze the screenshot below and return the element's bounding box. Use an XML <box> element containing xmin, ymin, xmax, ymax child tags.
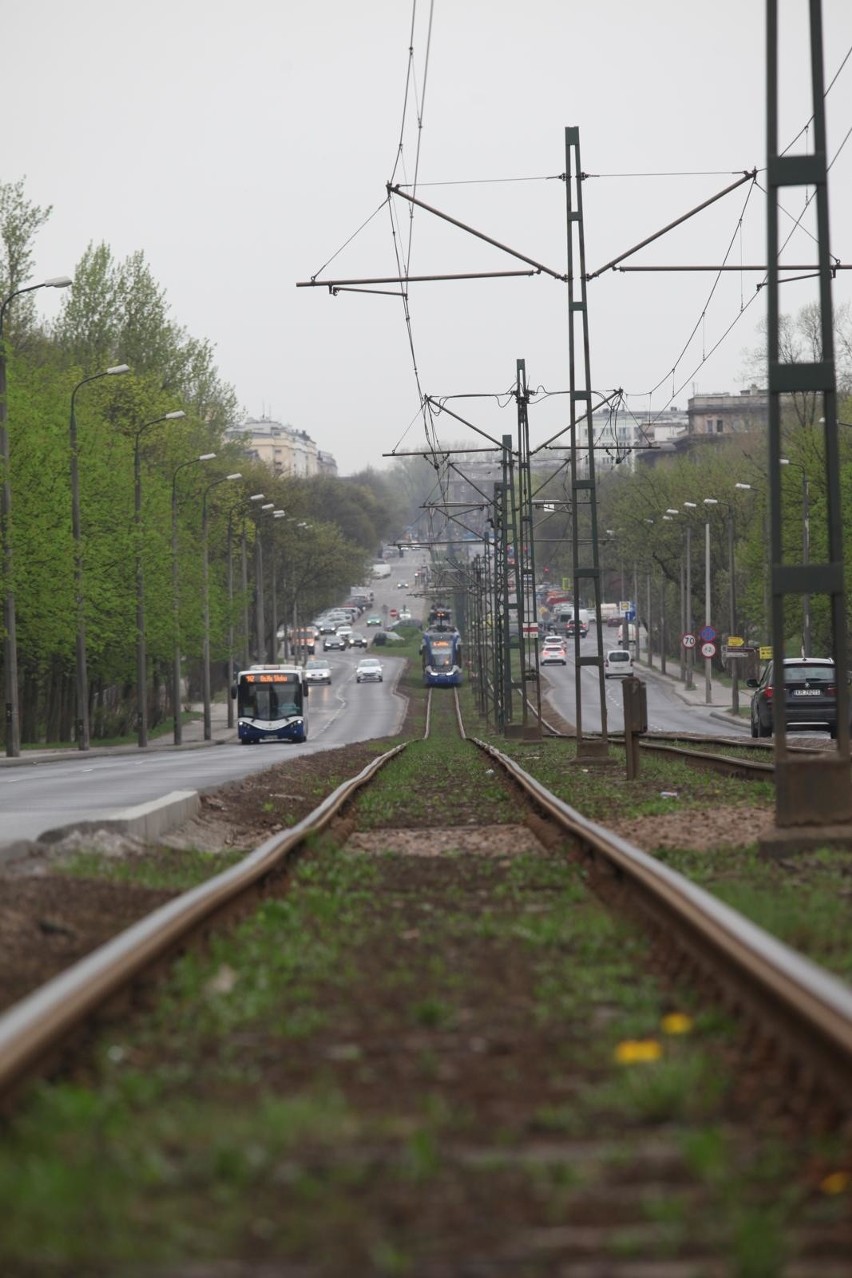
<box><xmin>0</xmin><ymin>651</ymin><xmax>407</xmax><ymax>848</ymax></box>
<box><xmin>541</xmin><ymin>631</ymin><xmax>753</xmax><ymax>736</ymax></box>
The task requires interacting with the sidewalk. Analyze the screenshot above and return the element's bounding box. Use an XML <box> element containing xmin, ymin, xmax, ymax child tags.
<box><xmin>0</xmin><ymin>699</ymin><xmax>235</xmax><ymax>767</ymax></box>
<box><xmin>632</xmin><ymin>653</ymin><xmax>748</xmax><ymax>728</ymax></box>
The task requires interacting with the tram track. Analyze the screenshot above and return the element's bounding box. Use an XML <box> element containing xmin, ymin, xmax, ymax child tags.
<box><xmin>2</xmin><ymin>691</ymin><xmax>850</xmax><ymax>1106</ymax></box>
<box><xmin>1</xmin><ymin>684</ymin><xmax>851</xmax><ymax>1269</ymax></box>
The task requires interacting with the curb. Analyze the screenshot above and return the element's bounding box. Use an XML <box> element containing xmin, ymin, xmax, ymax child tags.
<box><xmin>0</xmin><ymin>790</ymin><xmax>201</xmax><ymax>865</ymax></box>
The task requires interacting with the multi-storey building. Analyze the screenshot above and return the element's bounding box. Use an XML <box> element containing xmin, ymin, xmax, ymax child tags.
<box><xmin>225</xmin><ymin>417</ymin><xmax>338</xmax><ymax>477</ymax></box>
<box><xmin>574</xmin><ymin>404</ymin><xmax>689</xmax><ymax>476</ymax></box>
<box><xmin>687</xmin><ymin>386</ymin><xmax>768</xmax><ymax>437</ymax></box>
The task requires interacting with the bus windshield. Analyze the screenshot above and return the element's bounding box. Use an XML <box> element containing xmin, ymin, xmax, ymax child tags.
<box><xmin>237</xmin><ymin>672</ymin><xmax>303</xmax><ymax>721</ymax></box>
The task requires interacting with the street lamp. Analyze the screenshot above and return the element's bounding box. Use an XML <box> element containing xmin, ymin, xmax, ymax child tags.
<box><xmin>201</xmin><ymin>472</ymin><xmax>241</xmax><ymax>740</ymax></box>
<box><xmin>171</xmin><ymin>452</ymin><xmax>215</xmax><ymax>744</ymax></box>
<box><xmin>255</xmin><ymin>502</ymin><xmax>275</xmax><ymax>661</ymax></box>
<box><xmin>0</xmin><ymin>276</ymin><xmax>72</xmax><ymax>756</ymax></box>
<box><xmin>780</xmin><ymin>457</ymin><xmax>811</xmax><ymax>656</ymax></box>
<box><xmin>682</xmin><ymin>502</ymin><xmax>699</xmax><ymax>689</ymax></box>
<box><xmin>270</xmin><ymin>510</ymin><xmax>286</xmax><ymax>662</ymax></box>
<box><xmin>70</xmin><ymin>363</ymin><xmax>131</xmax><ymax>750</ymax></box>
<box><xmin>226</xmin><ymin>493</ymin><xmax>265</xmax><ymax>724</ymax></box>
<box><xmin>133</xmin><ymin>409</ymin><xmax>185</xmax><ymax>747</ymax></box>
<box><xmin>701</xmin><ymin>498</ymin><xmax>719</xmax><ymax>705</ymax></box>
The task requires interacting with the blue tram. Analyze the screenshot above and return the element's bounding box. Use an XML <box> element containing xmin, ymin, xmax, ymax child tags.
<box><xmin>232</xmin><ymin>664</ymin><xmax>308</xmax><ymax>743</ymax></box>
<box><xmin>421</xmin><ymin>627</ymin><xmax>463</xmax><ymax>687</ymax></box>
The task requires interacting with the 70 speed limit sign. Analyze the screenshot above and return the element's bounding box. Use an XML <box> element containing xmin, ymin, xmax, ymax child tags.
<box><xmin>681</xmin><ymin>632</ymin><xmax>696</xmax><ymax>649</ymax></box>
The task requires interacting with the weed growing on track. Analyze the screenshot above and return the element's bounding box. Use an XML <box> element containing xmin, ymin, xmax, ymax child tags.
<box><xmin>484</xmin><ymin>734</ymin><xmax>774</xmax><ymax>820</ymax></box>
<box><xmin>60</xmin><ymin>847</ymin><xmax>244</xmax><ymax>891</ymax></box>
<box><xmin>656</xmin><ymin>844</ymin><xmax>852</xmax><ymax>983</ymax></box>
<box><xmin>2</xmin><ymin>830</ymin><xmax>803</xmax><ymax>1273</ymax></box>
<box><xmin>480</xmin><ymin>715</ymin><xmax>852</xmax><ymax>986</ymax></box>
<box><xmin>1</xmin><ymin>677</ymin><xmax>850</xmax><ymax>1270</ymax></box>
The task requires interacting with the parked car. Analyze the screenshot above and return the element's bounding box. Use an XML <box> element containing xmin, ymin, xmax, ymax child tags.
<box><xmin>323</xmin><ymin>634</ymin><xmax>346</xmax><ymax>652</ymax></box>
<box><xmin>604</xmin><ymin>649</ymin><xmax>634</xmax><ymax>678</ymax></box>
<box><xmin>303</xmin><ymin>657</ymin><xmax>332</xmax><ymax>685</ymax></box>
<box><xmin>748</xmin><ymin>657</ymin><xmax>841</xmax><ymax>738</ymax></box>
<box><xmin>356</xmin><ymin>657</ymin><xmax>384</xmax><ymax>683</ymax></box>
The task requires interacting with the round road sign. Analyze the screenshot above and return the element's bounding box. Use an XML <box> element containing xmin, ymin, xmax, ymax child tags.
<box><xmin>681</xmin><ymin>632</ymin><xmax>696</xmax><ymax>649</ymax></box>
<box><xmin>701</xmin><ymin>641</ymin><xmax>717</xmax><ymax>658</ymax></box>
<box><xmin>699</xmin><ymin>625</ymin><xmax>717</xmax><ymax>642</ymax></box>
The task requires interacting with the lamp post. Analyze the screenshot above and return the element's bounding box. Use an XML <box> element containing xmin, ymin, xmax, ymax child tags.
<box><xmin>702</xmin><ymin>498</ymin><xmax>719</xmax><ymax>705</ymax></box>
<box><xmin>255</xmin><ymin>502</ymin><xmax>275</xmax><ymax>661</ymax></box>
<box><xmin>270</xmin><ymin>509</ymin><xmax>286</xmax><ymax>661</ymax></box>
<box><xmin>226</xmin><ymin>493</ymin><xmax>265</xmax><ymax>726</ymax></box>
<box><xmin>663</xmin><ymin>510</ymin><xmax>683</xmax><ymax>679</ymax></box>
<box><xmin>201</xmin><ymin>472</ymin><xmax>241</xmax><ymax>740</ymax></box>
<box><xmin>133</xmin><ymin>409</ymin><xmax>185</xmax><ymax>747</ymax></box>
<box><xmin>642</xmin><ymin>519</ymin><xmax>655</xmax><ymax>668</ymax></box>
<box><xmin>171</xmin><ymin>452</ymin><xmax>215</xmax><ymax>744</ymax></box>
<box><xmin>683</xmin><ymin>503</ymin><xmax>698</xmax><ymax>689</ymax></box>
<box><xmin>70</xmin><ymin>363</ymin><xmax>131</xmax><ymax>750</ymax></box>
<box><xmin>0</xmin><ymin>276</ymin><xmax>72</xmax><ymax>756</ymax></box>
<box><xmin>780</xmin><ymin>457</ymin><xmax>811</xmax><ymax>656</ymax></box>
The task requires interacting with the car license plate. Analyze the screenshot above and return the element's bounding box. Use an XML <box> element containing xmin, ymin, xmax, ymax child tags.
<box><xmin>793</xmin><ymin>689</ymin><xmax>820</xmax><ymax>696</ymax></box>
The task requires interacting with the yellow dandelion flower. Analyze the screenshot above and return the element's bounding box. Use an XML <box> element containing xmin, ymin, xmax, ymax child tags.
<box><xmin>614</xmin><ymin>1038</ymin><xmax>663</xmax><ymax>1064</ymax></box>
<box><xmin>661</xmin><ymin>1013</ymin><xmax>694</xmax><ymax>1036</ymax></box>
<box><xmin>820</xmin><ymin>1171</ymin><xmax>851</xmax><ymax>1196</ymax></box>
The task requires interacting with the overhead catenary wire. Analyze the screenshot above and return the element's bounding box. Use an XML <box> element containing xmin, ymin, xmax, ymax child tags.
<box><xmin>630</xmin><ymin>177</ymin><xmax>759</xmax><ymax>402</ymax></box>
<box><xmin>613</xmin><ymin>46</ymin><xmax>852</xmax><ymax>418</ymax></box>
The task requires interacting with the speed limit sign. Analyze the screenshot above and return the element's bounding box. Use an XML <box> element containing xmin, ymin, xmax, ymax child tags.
<box><xmin>681</xmin><ymin>632</ymin><xmax>696</xmax><ymax>649</ymax></box>
<box><xmin>701</xmin><ymin>641</ymin><xmax>717</xmax><ymax>658</ymax></box>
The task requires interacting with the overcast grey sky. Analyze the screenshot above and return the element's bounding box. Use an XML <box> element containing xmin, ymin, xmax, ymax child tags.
<box><xmin>7</xmin><ymin>1</ymin><xmax>852</xmax><ymax>474</ymax></box>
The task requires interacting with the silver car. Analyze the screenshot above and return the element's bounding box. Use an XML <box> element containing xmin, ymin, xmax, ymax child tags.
<box><xmin>356</xmin><ymin>657</ymin><xmax>384</xmax><ymax>683</ymax></box>
<box><xmin>304</xmin><ymin>657</ymin><xmax>331</xmax><ymax>685</ymax></box>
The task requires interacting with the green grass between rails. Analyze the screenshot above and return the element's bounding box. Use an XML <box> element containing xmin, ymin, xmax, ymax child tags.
<box><xmin>5</xmin><ymin>837</ymin><xmax>815</xmax><ymax>1271</ymax></box>
<box><xmin>0</xmin><ymin>665</ymin><xmax>849</xmax><ymax>1269</ymax></box>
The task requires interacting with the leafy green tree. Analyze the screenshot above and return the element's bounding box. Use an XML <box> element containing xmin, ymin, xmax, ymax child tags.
<box><xmin>0</xmin><ymin>178</ymin><xmax>52</xmax><ymax>345</ymax></box>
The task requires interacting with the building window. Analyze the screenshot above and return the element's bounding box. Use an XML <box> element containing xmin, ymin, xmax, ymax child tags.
<box><xmin>716</xmin><ymin>419</ymin><xmax>724</xmax><ymax>433</ymax></box>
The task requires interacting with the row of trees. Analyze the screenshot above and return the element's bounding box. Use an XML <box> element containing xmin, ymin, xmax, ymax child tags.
<box><xmin>590</xmin><ymin>403</ymin><xmax>852</xmax><ymax>662</ymax></box>
<box><xmin>0</xmin><ymin>179</ymin><xmax>414</xmax><ymax>745</ymax></box>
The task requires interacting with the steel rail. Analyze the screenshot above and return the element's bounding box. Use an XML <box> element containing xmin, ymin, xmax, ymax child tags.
<box><xmin>638</xmin><ymin>739</ymin><xmax>773</xmax><ymax>780</ymax></box>
<box><xmin>452</xmin><ymin>687</ymin><xmax>466</xmax><ymax>740</ymax></box>
<box><xmin>0</xmin><ymin>744</ymin><xmax>407</xmax><ymax>1098</ymax></box>
<box><xmin>474</xmin><ymin>736</ymin><xmax>852</xmax><ymax>1094</ymax></box>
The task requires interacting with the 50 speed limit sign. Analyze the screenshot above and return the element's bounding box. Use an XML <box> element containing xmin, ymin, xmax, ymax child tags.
<box><xmin>700</xmin><ymin>641</ymin><xmax>717</xmax><ymax>658</ymax></box>
<box><xmin>681</xmin><ymin>632</ymin><xmax>696</xmax><ymax>649</ymax></box>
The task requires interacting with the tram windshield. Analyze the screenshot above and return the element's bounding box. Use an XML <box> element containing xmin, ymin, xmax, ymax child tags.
<box><xmin>428</xmin><ymin>641</ymin><xmax>453</xmax><ymax>668</ymax></box>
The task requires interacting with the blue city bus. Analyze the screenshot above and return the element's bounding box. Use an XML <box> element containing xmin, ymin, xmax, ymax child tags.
<box><xmin>232</xmin><ymin>664</ymin><xmax>308</xmax><ymax>743</ymax></box>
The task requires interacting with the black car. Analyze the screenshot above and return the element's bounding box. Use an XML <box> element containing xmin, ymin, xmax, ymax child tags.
<box><xmin>748</xmin><ymin>657</ymin><xmax>840</xmax><ymax>738</ymax></box>
<box><xmin>323</xmin><ymin>634</ymin><xmax>346</xmax><ymax>652</ymax></box>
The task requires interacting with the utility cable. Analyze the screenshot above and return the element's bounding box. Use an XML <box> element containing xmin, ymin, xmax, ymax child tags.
<box><xmin>625</xmin><ymin>176</ymin><xmax>758</xmax><ymax>401</ymax></box>
<box><xmin>781</xmin><ymin>41</ymin><xmax>852</xmax><ymax>157</ymax></box>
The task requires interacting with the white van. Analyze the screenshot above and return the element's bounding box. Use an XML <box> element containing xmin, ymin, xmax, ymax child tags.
<box><xmin>604</xmin><ymin>649</ymin><xmax>634</xmax><ymax>678</ymax></box>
